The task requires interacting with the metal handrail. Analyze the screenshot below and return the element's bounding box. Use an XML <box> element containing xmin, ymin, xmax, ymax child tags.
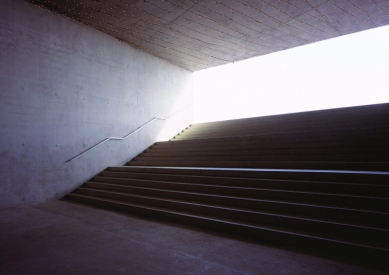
<box><xmin>65</xmin><ymin>105</ymin><xmax>191</xmax><ymax>163</ymax></box>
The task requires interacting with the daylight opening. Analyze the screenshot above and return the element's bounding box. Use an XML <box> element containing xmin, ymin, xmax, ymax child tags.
<box><xmin>194</xmin><ymin>25</ymin><xmax>389</xmax><ymax>123</ymax></box>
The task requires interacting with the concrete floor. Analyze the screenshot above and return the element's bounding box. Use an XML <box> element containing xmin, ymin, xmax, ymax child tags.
<box><xmin>0</xmin><ymin>201</ymin><xmax>386</xmax><ymax>275</ymax></box>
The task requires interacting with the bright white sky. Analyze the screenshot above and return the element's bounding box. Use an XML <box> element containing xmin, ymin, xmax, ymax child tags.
<box><xmin>194</xmin><ymin>25</ymin><xmax>389</xmax><ymax>123</ymax></box>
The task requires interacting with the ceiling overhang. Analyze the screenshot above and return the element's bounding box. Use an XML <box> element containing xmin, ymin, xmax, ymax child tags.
<box><xmin>26</xmin><ymin>0</ymin><xmax>389</xmax><ymax>71</ymax></box>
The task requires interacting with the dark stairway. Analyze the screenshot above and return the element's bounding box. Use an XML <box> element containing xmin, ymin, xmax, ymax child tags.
<box><xmin>66</xmin><ymin>103</ymin><xmax>389</xmax><ymax>267</ymax></box>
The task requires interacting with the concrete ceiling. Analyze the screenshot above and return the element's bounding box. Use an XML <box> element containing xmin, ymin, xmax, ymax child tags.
<box><xmin>26</xmin><ymin>0</ymin><xmax>389</xmax><ymax>71</ymax></box>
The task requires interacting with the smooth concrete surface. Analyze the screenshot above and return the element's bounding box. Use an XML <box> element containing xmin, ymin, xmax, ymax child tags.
<box><xmin>0</xmin><ymin>201</ymin><xmax>387</xmax><ymax>275</ymax></box>
<box><xmin>24</xmin><ymin>0</ymin><xmax>389</xmax><ymax>71</ymax></box>
<box><xmin>0</xmin><ymin>0</ymin><xmax>193</xmax><ymax>209</ymax></box>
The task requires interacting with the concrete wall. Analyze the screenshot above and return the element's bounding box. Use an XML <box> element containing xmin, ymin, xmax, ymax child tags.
<box><xmin>0</xmin><ymin>0</ymin><xmax>193</xmax><ymax>209</ymax></box>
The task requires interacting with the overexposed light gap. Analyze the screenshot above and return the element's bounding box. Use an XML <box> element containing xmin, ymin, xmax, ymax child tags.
<box><xmin>194</xmin><ymin>25</ymin><xmax>389</xmax><ymax>123</ymax></box>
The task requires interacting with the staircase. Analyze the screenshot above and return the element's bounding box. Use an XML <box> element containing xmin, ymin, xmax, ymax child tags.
<box><xmin>66</xmin><ymin>103</ymin><xmax>389</xmax><ymax>266</ymax></box>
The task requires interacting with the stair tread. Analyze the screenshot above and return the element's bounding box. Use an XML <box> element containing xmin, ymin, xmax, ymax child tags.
<box><xmin>68</xmin><ymin>193</ymin><xmax>389</xmax><ymax>251</ymax></box>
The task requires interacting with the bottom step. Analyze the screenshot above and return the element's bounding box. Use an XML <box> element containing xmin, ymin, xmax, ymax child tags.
<box><xmin>66</xmin><ymin>193</ymin><xmax>388</xmax><ymax>268</ymax></box>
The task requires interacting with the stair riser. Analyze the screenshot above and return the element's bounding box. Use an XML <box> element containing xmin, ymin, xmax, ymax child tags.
<box><xmin>184</xmin><ymin>114</ymin><xmax>389</xmax><ymax>128</ymax></box>
<box><xmin>178</xmin><ymin>125</ymin><xmax>389</xmax><ymax>138</ymax></box>
<box><xmin>79</xmin><ymin>184</ymin><xmax>389</xmax><ymax>212</ymax></box>
<box><xmin>95</xmin><ymin>175</ymin><xmax>389</xmax><ymax>198</ymax></box>
<box><xmin>108</xmin><ymin>167</ymin><xmax>389</xmax><ymax>184</ymax></box>
<box><xmin>135</xmin><ymin>154</ymin><xmax>389</xmax><ymax>162</ymax></box>
<box><xmin>127</xmin><ymin>161</ymin><xmax>389</xmax><ymax>172</ymax></box>
<box><xmin>148</xmin><ymin>145</ymin><xmax>389</xmax><ymax>155</ymax></box>
<box><xmin>173</xmin><ymin>134</ymin><xmax>389</xmax><ymax>141</ymax></box>
<box><xmin>144</xmin><ymin>146</ymin><xmax>389</xmax><ymax>157</ymax></box>
<box><xmin>181</xmin><ymin>129</ymin><xmax>389</xmax><ymax>139</ymax></box>
<box><xmin>73</xmin><ymin>188</ymin><xmax>388</xmax><ymax>247</ymax></box>
<box><xmin>173</xmin><ymin>133</ymin><xmax>388</xmax><ymax>141</ymax></box>
<box><xmin>174</xmin><ymin>128</ymin><xmax>389</xmax><ymax>140</ymax></box>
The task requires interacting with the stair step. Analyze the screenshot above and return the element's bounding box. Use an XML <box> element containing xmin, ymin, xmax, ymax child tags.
<box><xmin>80</xmin><ymin>182</ymin><xmax>389</xmax><ymax>212</ymax></box>
<box><xmin>168</xmin><ymin>136</ymin><xmax>389</xmax><ymax>151</ymax></box>
<box><xmin>135</xmin><ymin>154</ymin><xmax>389</xmax><ymax>162</ymax></box>
<box><xmin>66</xmin><ymin>104</ymin><xmax>389</xmax><ymax>267</ymax></box>
<box><xmin>109</xmin><ymin>166</ymin><xmax>389</xmax><ymax>184</ymax></box>
<box><xmin>156</xmin><ymin>132</ymin><xmax>389</xmax><ymax>148</ymax></box>
<box><xmin>187</xmin><ymin>105</ymin><xmax>389</xmax><ymax>129</ymax></box>
<box><xmin>176</xmin><ymin>124</ymin><xmax>389</xmax><ymax>138</ymax></box>
<box><xmin>184</xmin><ymin>114</ymin><xmax>388</xmax><ymax>128</ymax></box>
<box><xmin>173</xmin><ymin>132</ymin><xmax>389</xmax><ymax>141</ymax></box>
<box><xmin>144</xmin><ymin>146</ymin><xmax>389</xmax><ymax>156</ymax></box>
<box><xmin>84</xmin><ymin>181</ymin><xmax>389</xmax><ymax>228</ymax></box>
<box><xmin>173</xmin><ymin>127</ymin><xmax>389</xmax><ymax>140</ymax></box>
<box><xmin>127</xmin><ymin>160</ymin><xmax>389</xmax><ymax>171</ymax></box>
<box><xmin>95</xmin><ymin>174</ymin><xmax>389</xmax><ymax>197</ymax></box>
<box><xmin>74</xmin><ymin>187</ymin><xmax>389</xmax><ymax>247</ymax></box>
<box><xmin>67</xmin><ymin>193</ymin><xmax>389</xmax><ymax>260</ymax></box>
